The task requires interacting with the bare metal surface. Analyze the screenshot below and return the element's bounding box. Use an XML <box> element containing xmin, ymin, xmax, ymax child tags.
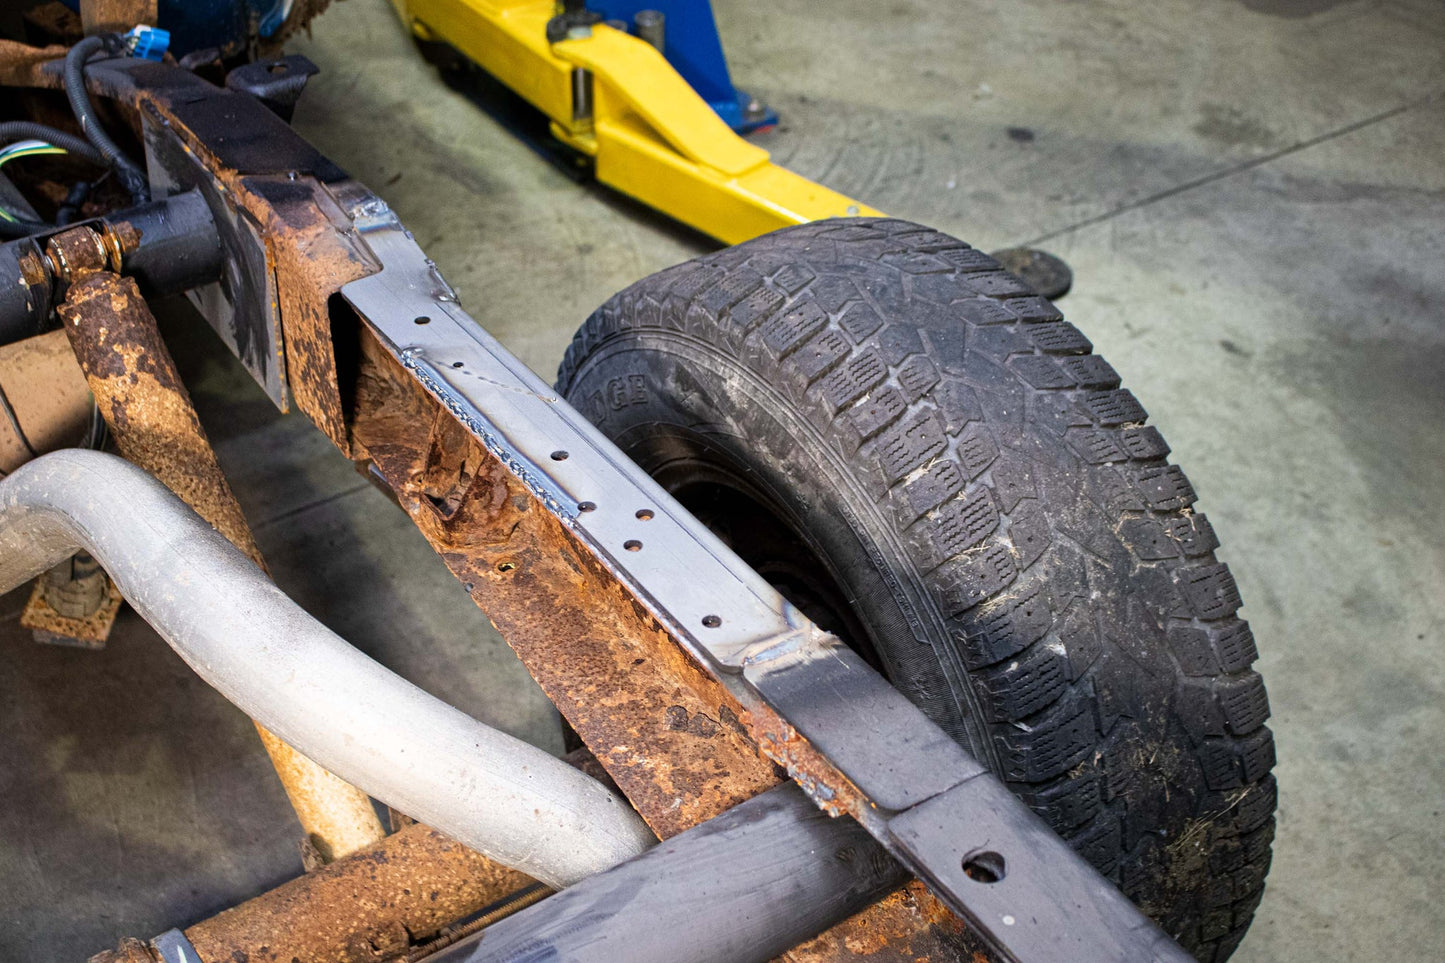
<box><xmin>0</xmin><ymin>450</ymin><xmax>656</xmax><ymax>886</ymax></box>
<box><xmin>58</xmin><ymin>268</ymin><xmax>388</xmax><ymax>863</ymax></box>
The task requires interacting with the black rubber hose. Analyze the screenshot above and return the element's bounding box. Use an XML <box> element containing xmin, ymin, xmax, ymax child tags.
<box><xmin>63</xmin><ymin>36</ymin><xmax>149</xmax><ymax>203</ymax></box>
<box><xmin>0</xmin><ymin>218</ymin><xmax>50</xmax><ymax>240</ymax></box>
<box><xmin>0</xmin><ymin>123</ymin><xmax>109</xmax><ymax>236</ymax></box>
<box><xmin>0</xmin><ymin>121</ymin><xmax>107</xmax><ymax>167</ymax></box>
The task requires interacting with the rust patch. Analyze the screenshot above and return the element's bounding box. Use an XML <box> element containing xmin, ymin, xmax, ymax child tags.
<box><xmin>746</xmin><ymin>699</ymin><xmax>872</xmax><ymax>820</ymax></box>
<box><xmin>59</xmin><ymin>272</ymin><xmax>262</xmax><ymax>562</ymax></box>
<box><xmin>16</xmin><ymin>248</ymin><xmax>49</xmax><ymax>288</ymax></box>
<box><xmin>781</xmin><ymin>882</ymin><xmax>993</xmax><ymax>963</ymax></box>
<box><xmin>20</xmin><ymin>576</ymin><xmax>123</xmax><ymax>649</ymax></box>
<box><xmin>58</xmin><ymin>270</ymin><xmax>385</xmax><ymax>862</ymax></box>
<box><xmin>233</xmin><ymin>175</ymin><xmax>377</xmax><ymax>455</ymax></box>
<box><xmin>79</xmin><ymin>0</ymin><xmax>157</xmax><ymax>36</ymax></box>
<box><xmin>45</xmin><ymin>226</ymin><xmax>111</xmax><ymax>284</ymax></box>
<box><xmin>0</xmin><ymin>39</ymin><xmax>68</xmax><ymax>89</ymax></box>
<box><xmin>353</xmin><ymin>330</ymin><xmax>779</xmax><ymax>839</ymax></box>
<box><xmin>92</xmin><ymin>825</ymin><xmax>534</xmax><ymax>963</ymax></box>
<box><xmin>349</xmin><ymin>331</ymin><xmax>973</xmax><ymax>959</ymax></box>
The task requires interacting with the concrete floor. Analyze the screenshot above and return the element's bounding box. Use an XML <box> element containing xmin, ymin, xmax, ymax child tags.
<box><xmin>2</xmin><ymin>0</ymin><xmax>1443</xmax><ymax>958</ymax></box>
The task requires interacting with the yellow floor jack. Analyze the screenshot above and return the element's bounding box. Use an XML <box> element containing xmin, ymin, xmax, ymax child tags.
<box><xmin>388</xmin><ymin>0</ymin><xmax>1073</xmax><ymax>297</ymax></box>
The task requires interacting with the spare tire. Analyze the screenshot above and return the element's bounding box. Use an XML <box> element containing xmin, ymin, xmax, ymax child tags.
<box><xmin>556</xmin><ymin>218</ymin><xmax>1275</xmax><ymax>961</ymax></box>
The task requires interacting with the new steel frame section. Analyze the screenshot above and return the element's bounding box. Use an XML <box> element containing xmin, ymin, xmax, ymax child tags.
<box><xmin>43</xmin><ymin>53</ymin><xmax>1187</xmax><ymax>961</ymax></box>
<box><xmin>391</xmin><ymin>0</ymin><xmax>884</xmax><ymax>245</ymax></box>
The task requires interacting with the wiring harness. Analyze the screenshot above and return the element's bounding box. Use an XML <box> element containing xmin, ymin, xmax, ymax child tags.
<box><xmin>0</xmin><ymin>26</ymin><xmax>169</xmax><ymax>237</ymax></box>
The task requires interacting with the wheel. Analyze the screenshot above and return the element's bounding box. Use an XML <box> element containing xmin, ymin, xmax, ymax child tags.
<box><xmin>556</xmin><ymin>218</ymin><xmax>1275</xmax><ymax>960</ymax></box>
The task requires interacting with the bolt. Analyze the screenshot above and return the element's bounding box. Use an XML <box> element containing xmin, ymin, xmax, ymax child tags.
<box><xmin>44</xmin><ymin>227</ymin><xmax>111</xmax><ymax>284</ymax></box>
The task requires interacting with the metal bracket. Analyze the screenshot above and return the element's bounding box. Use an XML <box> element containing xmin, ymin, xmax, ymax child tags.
<box><xmin>224</xmin><ymin>54</ymin><xmax>320</xmax><ymax>122</ymax></box>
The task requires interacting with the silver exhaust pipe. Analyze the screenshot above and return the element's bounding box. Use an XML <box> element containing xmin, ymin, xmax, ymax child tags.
<box><xmin>0</xmin><ymin>450</ymin><xmax>655</xmax><ymax>888</ymax></box>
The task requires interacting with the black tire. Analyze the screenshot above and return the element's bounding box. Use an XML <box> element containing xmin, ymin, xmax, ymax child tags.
<box><xmin>557</xmin><ymin>218</ymin><xmax>1275</xmax><ymax>961</ymax></box>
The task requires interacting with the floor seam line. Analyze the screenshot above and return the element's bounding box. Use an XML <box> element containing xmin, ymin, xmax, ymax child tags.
<box><xmin>252</xmin><ymin>481</ymin><xmax>373</xmax><ymax>531</ymax></box>
<box><xmin>1017</xmin><ymin>89</ymin><xmax>1445</xmax><ymax>248</ymax></box>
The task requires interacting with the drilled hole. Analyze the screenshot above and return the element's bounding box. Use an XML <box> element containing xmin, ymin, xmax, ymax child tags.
<box><xmin>962</xmin><ymin>850</ymin><xmax>1006</xmax><ymax>884</ymax></box>
<box><xmin>635</xmin><ymin>508</ymin><xmax>654</xmax><ymax>520</ymax></box>
<box><xmin>414</xmin><ymin>315</ymin><xmax>431</xmax><ymax>325</ymax></box>
<box><xmin>578</xmin><ymin>501</ymin><xmax>596</xmax><ymax>513</ymax></box>
<box><xmin>550</xmin><ymin>450</ymin><xmax>569</xmax><ymax>461</ymax></box>
<box><xmin>451</xmin><ymin>361</ymin><xmax>464</xmax><ymax>369</ymax></box>
<box><xmin>701</xmin><ymin>614</ymin><xmax>722</xmax><ymax>628</ymax></box>
<box><xmin>624</xmin><ymin>539</ymin><xmax>642</xmax><ymax>552</ymax></box>
<box><xmin>496</xmin><ymin>560</ymin><xmax>516</xmax><ymax>573</ymax></box>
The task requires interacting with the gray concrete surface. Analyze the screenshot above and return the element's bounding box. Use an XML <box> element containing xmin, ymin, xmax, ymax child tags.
<box><xmin>2</xmin><ymin>0</ymin><xmax>1442</xmax><ymax>958</ymax></box>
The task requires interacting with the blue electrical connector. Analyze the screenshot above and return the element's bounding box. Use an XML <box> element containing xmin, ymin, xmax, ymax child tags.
<box><xmin>125</xmin><ymin>25</ymin><xmax>171</xmax><ymax>62</ymax></box>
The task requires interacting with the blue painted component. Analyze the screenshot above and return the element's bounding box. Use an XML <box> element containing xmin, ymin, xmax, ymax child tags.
<box><xmin>587</xmin><ymin>0</ymin><xmax>777</xmax><ymax>133</ymax></box>
<box><xmin>125</xmin><ymin>25</ymin><xmax>171</xmax><ymax>61</ymax></box>
<box><xmin>58</xmin><ymin>0</ymin><xmax>289</xmax><ymax>57</ymax></box>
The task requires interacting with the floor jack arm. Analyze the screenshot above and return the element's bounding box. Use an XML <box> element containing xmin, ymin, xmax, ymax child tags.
<box><xmin>394</xmin><ymin>0</ymin><xmax>884</xmax><ymax>244</ymax></box>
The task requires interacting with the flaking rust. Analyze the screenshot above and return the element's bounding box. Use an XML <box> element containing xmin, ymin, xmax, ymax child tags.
<box><xmin>350</xmin><ymin>328</ymin><xmax>975</xmax><ymax>961</ymax></box>
<box><xmin>89</xmin><ymin>824</ymin><xmax>534</xmax><ymax>963</ymax></box>
<box><xmin>352</xmin><ymin>330</ymin><xmax>781</xmax><ymax>840</ymax></box>
<box><xmin>784</xmin><ymin>883</ymin><xmax>994</xmax><ymax>963</ymax></box>
<box><xmin>130</xmin><ymin>82</ymin><xmax>381</xmax><ymax>452</ymax></box>
<box><xmin>57</xmin><ymin>267</ymin><xmax>386</xmax><ymax>864</ymax></box>
<box><xmin>747</xmin><ymin>700</ymin><xmax>866</xmax><ymax>819</ymax></box>
<box><xmin>232</xmin><ymin>174</ymin><xmax>379</xmax><ymax>454</ymax></box>
<box><xmin>20</xmin><ymin>577</ymin><xmax>123</xmax><ymax>649</ymax></box>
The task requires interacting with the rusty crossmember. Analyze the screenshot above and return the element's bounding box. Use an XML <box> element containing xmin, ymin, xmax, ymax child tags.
<box><xmin>55</xmin><ymin>259</ymin><xmax>389</xmax><ymax>864</ymax></box>
<box><xmin>39</xmin><ymin>54</ymin><xmax>1186</xmax><ymax>962</ymax></box>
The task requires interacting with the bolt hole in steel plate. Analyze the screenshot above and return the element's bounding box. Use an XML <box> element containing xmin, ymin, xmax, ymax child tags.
<box><xmin>635</xmin><ymin>508</ymin><xmax>654</xmax><ymax>520</ymax></box>
<box><xmin>962</xmin><ymin>849</ymin><xmax>1006</xmax><ymax>884</ymax></box>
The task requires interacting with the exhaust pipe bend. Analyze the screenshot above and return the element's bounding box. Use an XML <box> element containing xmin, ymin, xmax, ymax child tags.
<box><xmin>0</xmin><ymin>450</ymin><xmax>655</xmax><ymax>888</ymax></box>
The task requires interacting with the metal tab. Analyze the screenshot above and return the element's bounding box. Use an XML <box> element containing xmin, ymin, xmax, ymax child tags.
<box><xmin>151</xmin><ymin>929</ymin><xmax>201</xmax><ymax>963</ymax></box>
<box><xmin>889</xmin><ymin>779</ymin><xmax>1194</xmax><ymax>962</ymax></box>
